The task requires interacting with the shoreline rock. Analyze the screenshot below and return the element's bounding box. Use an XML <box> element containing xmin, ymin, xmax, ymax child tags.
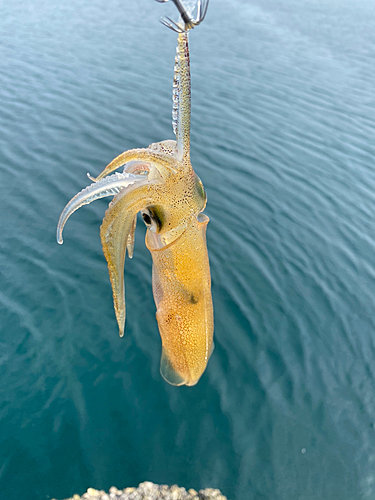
<box><xmin>54</xmin><ymin>481</ymin><xmax>228</xmax><ymax>500</ymax></box>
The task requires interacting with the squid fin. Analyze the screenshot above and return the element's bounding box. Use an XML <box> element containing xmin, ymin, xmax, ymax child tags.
<box><xmin>160</xmin><ymin>347</ymin><xmax>186</xmax><ymax>386</ymax></box>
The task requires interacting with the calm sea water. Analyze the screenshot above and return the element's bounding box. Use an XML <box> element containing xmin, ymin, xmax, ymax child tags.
<box><xmin>1</xmin><ymin>0</ymin><xmax>375</xmax><ymax>499</ymax></box>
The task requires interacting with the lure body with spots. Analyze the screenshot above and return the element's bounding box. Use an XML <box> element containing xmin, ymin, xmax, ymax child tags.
<box><xmin>57</xmin><ymin>3</ymin><xmax>213</xmax><ymax>386</ymax></box>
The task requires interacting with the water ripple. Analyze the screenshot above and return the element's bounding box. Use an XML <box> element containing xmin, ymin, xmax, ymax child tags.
<box><xmin>1</xmin><ymin>0</ymin><xmax>375</xmax><ymax>499</ymax></box>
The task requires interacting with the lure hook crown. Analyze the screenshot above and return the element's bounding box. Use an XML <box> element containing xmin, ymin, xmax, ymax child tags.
<box><xmin>155</xmin><ymin>0</ymin><xmax>209</xmax><ymax>32</ymax></box>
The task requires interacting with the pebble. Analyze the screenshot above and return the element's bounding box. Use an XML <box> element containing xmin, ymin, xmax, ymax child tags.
<box><xmin>53</xmin><ymin>481</ymin><xmax>228</xmax><ymax>500</ymax></box>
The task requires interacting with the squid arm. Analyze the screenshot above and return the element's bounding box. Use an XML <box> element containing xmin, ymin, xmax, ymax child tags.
<box><xmin>56</xmin><ymin>171</ymin><xmax>151</xmax><ymax>244</ymax></box>
<box><xmin>88</xmin><ymin>147</ymin><xmax>178</xmax><ymax>182</ymax></box>
<box><xmin>100</xmin><ymin>185</ymin><xmax>156</xmax><ymax>337</ymax></box>
<box><xmin>57</xmin><ymin>171</ymin><xmax>161</xmax><ymax>337</ymax></box>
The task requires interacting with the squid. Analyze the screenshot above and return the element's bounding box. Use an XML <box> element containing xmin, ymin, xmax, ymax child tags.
<box><xmin>57</xmin><ymin>0</ymin><xmax>213</xmax><ymax>386</ymax></box>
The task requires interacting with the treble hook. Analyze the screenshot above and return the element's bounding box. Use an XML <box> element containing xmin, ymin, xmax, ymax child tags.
<box><xmin>155</xmin><ymin>0</ymin><xmax>209</xmax><ymax>32</ymax></box>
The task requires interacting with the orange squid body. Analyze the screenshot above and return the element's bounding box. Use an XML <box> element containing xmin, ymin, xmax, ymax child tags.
<box><xmin>57</xmin><ymin>29</ymin><xmax>215</xmax><ymax>386</ymax></box>
<box><xmin>146</xmin><ymin>214</ymin><xmax>213</xmax><ymax>386</ymax></box>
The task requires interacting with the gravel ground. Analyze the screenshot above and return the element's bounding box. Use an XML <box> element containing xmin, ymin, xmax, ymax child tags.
<box><xmin>54</xmin><ymin>481</ymin><xmax>228</xmax><ymax>500</ymax></box>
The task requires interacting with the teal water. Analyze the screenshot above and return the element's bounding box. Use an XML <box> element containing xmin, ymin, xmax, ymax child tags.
<box><xmin>1</xmin><ymin>0</ymin><xmax>375</xmax><ymax>499</ymax></box>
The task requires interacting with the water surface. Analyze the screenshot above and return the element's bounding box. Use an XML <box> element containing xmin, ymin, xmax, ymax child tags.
<box><xmin>1</xmin><ymin>0</ymin><xmax>375</xmax><ymax>499</ymax></box>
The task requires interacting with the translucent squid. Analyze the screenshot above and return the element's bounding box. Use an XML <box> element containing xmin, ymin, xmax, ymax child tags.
<box><xmin>57</xmin><ymin>0</ymin><xmax>213</xmax><ymax>386</ymax></box>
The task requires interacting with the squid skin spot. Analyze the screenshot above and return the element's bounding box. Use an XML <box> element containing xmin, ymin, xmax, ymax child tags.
<box><xmin>190</xmin><ymin>294</ymin><xmax>198</xmax><ymax>304</ymax></box>
<box><xmin>165</xmin><ymin>314</ymin><xmax>174</xmax><ymax>325</ymax></box>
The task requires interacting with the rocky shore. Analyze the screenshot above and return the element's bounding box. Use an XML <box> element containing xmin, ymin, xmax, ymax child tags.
<box><xmin>55</xmin><ymin>481</ymin><xmax>228</xmax><ymax>500</ymax></box>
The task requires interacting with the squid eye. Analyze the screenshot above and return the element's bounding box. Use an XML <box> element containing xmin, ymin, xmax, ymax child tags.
<box><xmin>141</xmin><ymin>206</ymin><xmax>164</xmax><ymax>233</ymax></box>
<box><xmin>142</xmin><ymin>212</ymin><xmax>152</xmax><ymax>226</ymax></box>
